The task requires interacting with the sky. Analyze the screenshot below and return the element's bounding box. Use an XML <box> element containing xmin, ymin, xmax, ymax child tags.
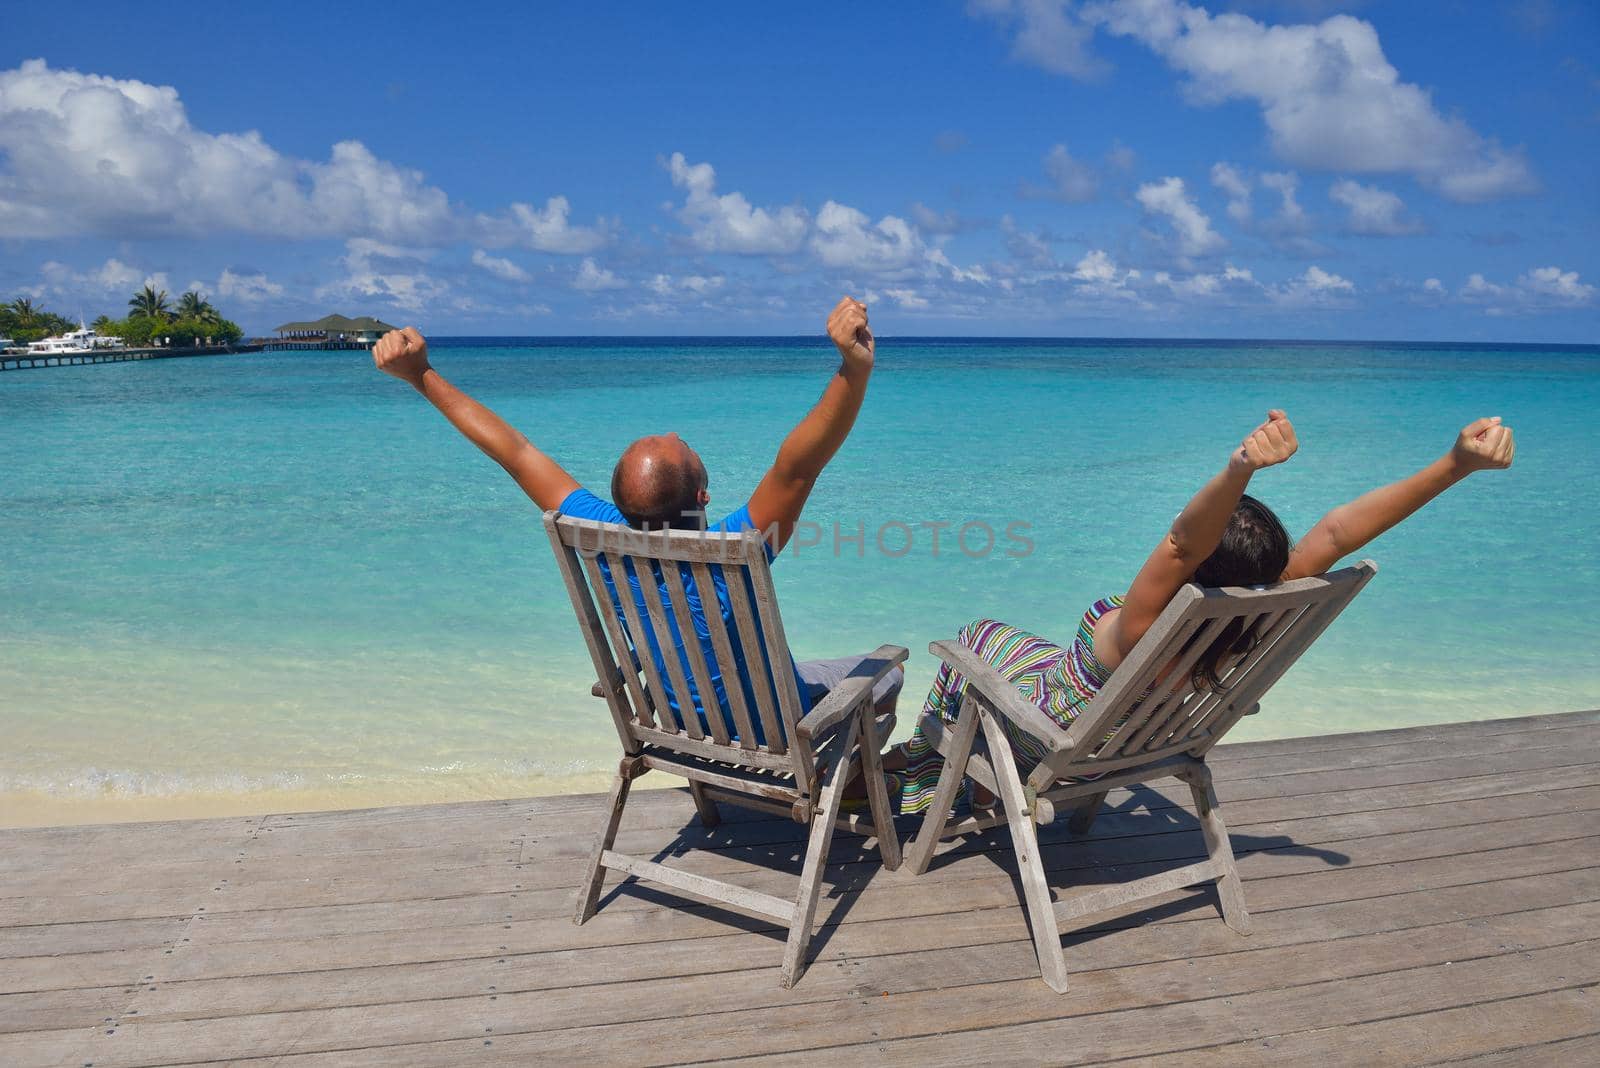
<box><xmin>2</xmin><ymin>0</ymin><xmax>1597</xmax><ymax>341</ymax></box>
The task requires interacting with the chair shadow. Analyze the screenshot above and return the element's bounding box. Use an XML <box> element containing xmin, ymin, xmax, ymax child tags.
<box><xmin>593</xmin><ymin>791</ymin><xmax>893</xmax><ymax>958</ymax></box>
<box><xmin>936</xmin><ymin>781</ymin><xmax>1352</xmax><ymax>948</ymax></box>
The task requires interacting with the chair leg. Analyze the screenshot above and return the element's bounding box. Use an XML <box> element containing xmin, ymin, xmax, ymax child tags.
<box><xmin>1186</xmin><ymin>763</ymin><xmax>1251</xmax><ymax>935</ymax></box>
<box><xmin>981</xmin><ymin>706</ymin><xmax>1070</xmax><ymax>994</ymax></box>
<box><xmin>572</xmin><ymin>761</ymin><xmax>635</xmax><ymax>925</ymax></box>
<box><xmin>781</xmin><ymin>718</ymin><xmax>856</xmax><ymax>988</ymax></box>
<box><xmin>688</xmin><ymin>780</ymin><xmax>721</xmax><ymax>828</ymax></box>
<box><xmin>1067</xmin><ymin>790</ymin><xmax>1108</xmax><ymax>836</ymax></box>
<box><xmin>905</xmin><ymin>699</ymin><xmax>981</xmax><ymax>876</ymax></box>
<box><xmin>857</xmin><ymin>704</ymin><xmax>901</xmax><ymax>871</ymax></box>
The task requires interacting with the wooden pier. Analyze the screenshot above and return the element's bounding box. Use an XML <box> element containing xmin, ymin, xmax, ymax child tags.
<box><xmin>0</xmin><ymin>346</ymin><xmax>260</xmax><ymax>373</ymax></box>
<box><xmin>2</xmin><ymin>710</ymin><xmax>1596</xmax><ymax>1066</ymax></box>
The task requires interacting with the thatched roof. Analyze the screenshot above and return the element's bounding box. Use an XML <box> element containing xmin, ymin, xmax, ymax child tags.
<box><xmin>273</xmin><ymin>314</ymin><xmax>399</xmax><ymax>334</ymax></box>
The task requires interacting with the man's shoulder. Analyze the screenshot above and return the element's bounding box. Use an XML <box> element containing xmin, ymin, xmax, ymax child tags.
<box><xmin>558</xmin><ymin>487</ymin><xmax>626</xmax><ymax>524</ymax></box>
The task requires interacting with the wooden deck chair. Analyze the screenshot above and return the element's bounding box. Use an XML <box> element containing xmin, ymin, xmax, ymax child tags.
<box><xmin>544</xmin><ymin>511</ymin><xmax>906</xmax><ymax>987</ymax></box>
<box><xmin>904</xmin><ymin>561</ymin><xmax>1377</xmax><ymax>992</ymax></box>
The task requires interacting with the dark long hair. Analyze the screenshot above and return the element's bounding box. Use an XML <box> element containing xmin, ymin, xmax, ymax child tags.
<box><xmin>1185</xmin><ymin>494</ymin><xmax>1290</xmax><ymax>692</ymax></box>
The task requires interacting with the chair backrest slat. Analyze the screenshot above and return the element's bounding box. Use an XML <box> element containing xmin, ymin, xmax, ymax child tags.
<box><xmin>546</xmin><ymin>517</ymin><xmax>640</xmax><ymax>751</ymax></box>
<box><xmin>722</xmin><ymin>563</ymin><xmax>789</xmax><ymax>755</ymax></box>
<box><xmin>658</xmin><ymin>560</ymin><xmax>731</xmax><ymax>746</ymax></box>
<box><xmin>545</xmin><ymin>512</ymin><xmax>809</xmax><ymax>774</ymax></box>
<box><xmin>1050</xmin><ymin>562</ymin><xmax>1377</xmax><ymax>776</ymax></box>
<box><xmin>1156</xmin><ymin>604</ymin><xmax>1306</xmax><ymax>749</ymax></box>
<box><xmin>1113</xmin><ymin>615</ymin><xmax>1233</xmax><ymax>755</ymax></box>
<box><xmin>746</xmin><ymin>542</ymin><xmax>811</xmax><ymax>780</ymax></box>
<box><xmin>688</xmin><ymin>560</ymin><xmax>761</xmax><ymax>750</ymax></box>
<box><xmin>575</xmin><ymin>550</ymin><xmax>657</xmax><ymax>729</ymax></box>
<box><xmin>634</xmin><ymin>557</ymin><xmax>706</xmax><ymax>742</ymax></box>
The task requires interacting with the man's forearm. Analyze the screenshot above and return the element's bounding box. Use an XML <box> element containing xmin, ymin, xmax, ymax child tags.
<box><xmin>413</xmin><ymin>368</ymin><xmax>531</xmax><ymax>469</ymax></box>
<box><xmin>771</xmin><ymin>361</ymin><xmax>871</xmax><ymax>484</ymax></box>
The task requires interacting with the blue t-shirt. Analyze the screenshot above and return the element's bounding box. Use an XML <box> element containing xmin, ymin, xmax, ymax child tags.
<box><xmin>560</xmin><ymin>488</ymin><xmax>806</xmax><ymax>744</ymax></box>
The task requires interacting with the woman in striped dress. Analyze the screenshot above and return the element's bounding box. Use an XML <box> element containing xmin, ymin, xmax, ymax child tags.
<box><xmin>885</xmin><ymin>411</ymin><xmax>1517</xmax><ymax>813</ymax></box>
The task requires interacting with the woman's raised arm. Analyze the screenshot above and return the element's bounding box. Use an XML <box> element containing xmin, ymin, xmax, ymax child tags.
<box><xmin>1282</xmin><ymin>417</ymin><xmax>1515</xmax><ymax>581</ymax></box>
<box><xmin>1095</xmin><ymin>411</ymin><xmax>1298</xmax><ymax>672</ymax></box>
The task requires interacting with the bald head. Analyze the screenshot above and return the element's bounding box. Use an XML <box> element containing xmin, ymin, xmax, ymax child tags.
<box><xmin>611</xmin><ymin>433</ymin><xmax>709</xmax><ymax>530</ymax></box>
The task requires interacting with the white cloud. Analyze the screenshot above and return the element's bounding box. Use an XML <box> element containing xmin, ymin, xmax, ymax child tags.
<box><xmin>470</xmin><ymin>249</ymin><xmax>531</xmax><ymax>283</ymax></box>
<box><xmin>1002</xmin><ymin>215</ymin><xmax>1055</xmax><ymax>267</ymax></box>
<box><xmin>1037</xmin><ymin>143</ymin><xmax>1098</xmax><ymax>201</ymax></box>
<box><xmin>665</xmin><ymin>152</ymin><xmax>808</xmax><ymax>255</ymax></box>
<box><xmin>810</xmin><ymin>201</ymin><xmax>926</xmax><ymax>272</ymax></box>
<box><xmin>1329</xmin><ymin>179</ymin><xmax>1422</xmax><ymax>235</ymax></box>
<box><xmin>317</xmin><ymin>239</ymin><xmax>449</xmax><ymax>312</ymax></box>
<box><xmin>214</xmin><ymin>269</ymin><xmax>284</xmax><ymax>303</ymax></box>
<box><xmin>970</xmin><ymin>0</ymin><xmax>1109</xmax><ymax>79</ymax></box>
<box><xmin>910</xmin><ymin>202</ymin><xmax>977</xmax><ymax>235</ymax></box>
<box><xmin>1462</xmin><ymin>265</ymin><xmax>1596</xmax><ymax>312</ymax></box>
<box><xmin>1135</xmin><ymin>176</ymin><xmax>1225</xmax><ymax>258</ymax></box>
<box><xmin>985</xmin><ymin>2</ymin><xmax>1538</xmax><ymax>201</ymax></box>
<box><xmin>1520</xmin><ymin>266</ymin><xmax>1595</xmax><ymax>304</ymax></box>
<box><xmin>0</xmin><ymin>59</ymin><xmax>606</xmax><ymax>247</ymax></box>
<box><xmin>1259</xmin><ymin>171</ymin><xmax>1308</xmax><ymax>232</ymax></box>
<box><xmin>572</xmin><ymin>257</ymin><xmax>626</xmax><ymax>292</ymax></box>
<box><xmin>1274</xmin><ymin>264</ymin><xmax>1355</xmax><ymax>304</ymax></box>
<box><xmin>482</xmin><ymin>197</ymin><xmax>611</xmax><ymax>254</ymax></box>
<box><xmin>0</xmin><ymin>61</ymin><xmax>449</xmax><ymax>241</ymax></box>
<box><xmin>1068</xmin><ymin>249</ymin><xmax>1141</xmax><ymax>297</ymax></box>
<box><xmin>1156</xmin><ymin>262</ymin><xmax>1259</xmax><ymax>299</ymax></box>
<box><xmin>1423</xmin><ymin>277</ymin><xmax>1446</xmax><ymax>294</ymax></box>
<box><xmin>1210</xmin><ymin>162</ymin><xmax>1252</xmax><ymax>222</ymax></box>
<box><xmin>882</xmin><ymin>287</ymin><xmax>931</xmax><ymax>310</ymax></box>
<box><xmin>645</xmin><ymin>272</ymin><xmax>725</xmax><ymax>297</ymax></box>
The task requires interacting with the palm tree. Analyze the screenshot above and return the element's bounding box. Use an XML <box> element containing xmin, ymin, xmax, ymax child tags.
<box><xmin>8</xmin><ymin>297</ymin><xmax>40</xmax><ymax>328</ymax></box>
<box><xmin>129</xmin><ymin>285</ymin><xmax>171</xmax><ymax>320</ymax></box>
<box><xmin>177</xmin><ymin>290</ymin><xmax>219</xmax><ymax>324</ymax></box>
<box><xmin>91</xmin><ymin>314</ymin><xmax>114</xmax><ymax>332</ymax></box>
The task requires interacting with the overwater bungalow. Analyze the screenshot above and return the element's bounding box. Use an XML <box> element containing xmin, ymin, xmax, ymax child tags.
<box><xmin>270</xmin><ymin>314</ymin><xmax>398</xmax><ymax>349</ymax></box>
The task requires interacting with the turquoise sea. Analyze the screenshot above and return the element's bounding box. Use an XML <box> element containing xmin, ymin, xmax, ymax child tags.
<box><xmin>3</xmin><ymin>338</ymin><xmax>1597</xmax><ymax>818</ymax></box>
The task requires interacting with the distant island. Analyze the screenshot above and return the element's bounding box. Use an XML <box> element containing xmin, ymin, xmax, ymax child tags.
<box><xmin>1</xmin><ymin>285</ymin><xmax>243</xmax><ymax>350</ymax></box>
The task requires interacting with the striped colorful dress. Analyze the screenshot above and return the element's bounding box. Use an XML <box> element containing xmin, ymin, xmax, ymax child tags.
<box><xmin>899</xmin><ymin>597</ymin><xmax>1124</xmax><ymax>814</ymax></box>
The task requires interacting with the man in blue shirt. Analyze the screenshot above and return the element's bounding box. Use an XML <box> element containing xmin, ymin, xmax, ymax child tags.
<box><xmin>372</xmin><ymin>296</ymin><xmax>902</xmax><ymax>741</ymax></box>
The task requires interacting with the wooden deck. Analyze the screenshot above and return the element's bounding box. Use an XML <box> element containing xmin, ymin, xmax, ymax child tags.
<box><xmin>3</xmin><ymin>710</ymin><xmax>1597</xmax><ymax>1066</ymax></box>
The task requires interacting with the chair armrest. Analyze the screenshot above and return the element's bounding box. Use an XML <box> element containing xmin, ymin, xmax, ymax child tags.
<box><xmin>927</xmin><ymin>639</ymin><xmax>1069</xmax><ymax>753</ymax></box>
<box><xmin>590</xmin><ymin>680</ymin><xmax>607</xmax><ymax>698</ymax></box>
<box><xmin>795</xmin><ymin>644</ymin><xmax>909</xmax><ymax>741</ymax></box>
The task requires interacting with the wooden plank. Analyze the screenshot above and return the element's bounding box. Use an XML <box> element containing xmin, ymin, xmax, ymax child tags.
<box><xmin>658</xmin><ymin>560</ymin><xmax>730</xmax><ymax>746</ymax></box>
<box><xmin>634</xmin><ymin>555</ymin><xmax>706</xmax><ymax>741</ymax></box>
<box><xmin>597</xmin><ymin>851</ymin><xmax>795</xmax><ymax>924</ymax></box>
<box><xmin>577</xmin><ymin>548</ymin><xmax>657</xmax><ymax>729</ymax></box>
<box><xmin>604</xmin><ymin>552</ymin><xmax>680</xmax><ymax>736</ymax></box>
<box><xmin>722</xmin><ymin>565</ymin><xmax>786</xmax><ymax>756</ymax></box>
<box><xmin>689</xmin><ymin>560</ymin><xmax>760</xmax><ymax>749</ymax></box>
<box><xmin>706</xmin><ymin>941</ymin><xmax>1599</xmax><ymax>1068</ymax></box>
<box><xmin>13</xmin><ymin>868</ymin><xmax>1593</xmax><ymax>1031</ymax></box>
<box><xmin>96</xmin><ymin>921</ymin><xmax>1597</xmax><ymax>1067</ymax></box>
<box><xmin>1134</xmin><ymin>986</ymin><xmax>1600</xmax><ymax>1067</ymax></box>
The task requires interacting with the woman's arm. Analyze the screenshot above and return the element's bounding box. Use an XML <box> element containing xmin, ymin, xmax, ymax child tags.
<box><xmin>1281</xmin><ymin>416</ymin><xmax>1515</xmax><ymax>581</ymax></box>
<box><xmin>1095</xmin><ymin>410</ymin><xmax>1298</xmax><ymax>671</ymax></box>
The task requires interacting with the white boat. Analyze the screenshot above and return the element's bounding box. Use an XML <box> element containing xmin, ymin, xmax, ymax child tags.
<box><xmin>0</xmin><ymin>337</ymin><xmax>24</xmax><ymax>355</ymax></box>
<box><xmin>26</xmin><ymin>323</ymin><xmax>126</xmax><ymax>356</ymax></box>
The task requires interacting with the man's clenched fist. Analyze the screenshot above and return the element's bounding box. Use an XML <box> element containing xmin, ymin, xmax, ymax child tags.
<box><xmin>826</xmin><ymin>296</ymin><xmax>874</xmax><ymax>371</ymax></box>
<box><xmin>372</xmin><ymin>327</ymin><xmax>431</xmax><ymax>386</ymax></box>
<box><xmin>1231</xmin><ymin>409</ymin><xmax>1298</xmax><ymax>472</ymax></box>
<box><xmin>1452</xmin><ymin>416</ymin><xmax>1515</xmax><ymax>473</ymax></box>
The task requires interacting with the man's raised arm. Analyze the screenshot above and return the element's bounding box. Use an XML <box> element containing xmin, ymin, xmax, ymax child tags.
<box><xmin>373</xmin><ymin>327</ymin><xmax>579</xmax><ymax>511</ymax></box>
<box><xmin>746</xmin><ymin>297</ymin><xmax>877</xmax><ymax>551</ymax></box>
